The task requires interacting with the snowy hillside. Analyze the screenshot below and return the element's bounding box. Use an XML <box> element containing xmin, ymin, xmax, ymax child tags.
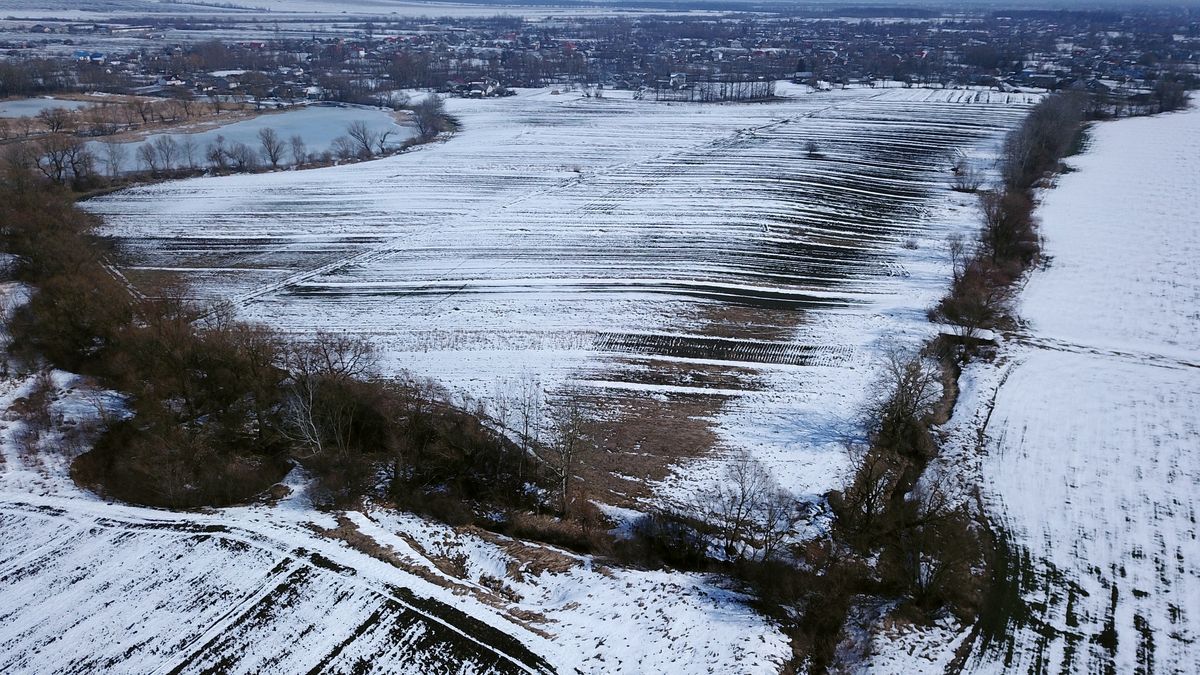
<box><xmin>968</xmin><ymin>108</ymin><xmax>1200</xmax><ymax>673</ymax></box>
<box><xmin>0</xmin><ymin>369</ymin><xmax>788</xmax><ymax>673</ymax></box>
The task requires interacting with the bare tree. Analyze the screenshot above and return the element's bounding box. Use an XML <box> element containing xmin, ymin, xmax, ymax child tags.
<box><xmin>946</xmin><ymin>232</ymin><xmax>968</xmax><ymax>284</ymax></box>
<box><xmin>978</xmin><ymin>189</ymin><xmax>1036</xmax><ymax>267</ymax></box>
<box><xmin>15</xmin><ymin>116</ymin><xmax>37</xmax><ymax>138</ymax></box>
<box><xmin>257</xmin><ymin>127</ymin><xmax>286</xmax><ymax>168</ymax></box>
<box><xmin>136</xmin><ymin>142</ymin><xmax>159</xmax><ymax>173</ymax></box>
<box><xmin>863</xmin><ymin>350</ymin><xmax>941</xmax><ymax>457</ymax></box>
<box><xmin>152</xmin><ymin>135</ymin><xmax>179</xmax><ymax>171</ymax></box>
<box><xmin>37</xmin><ymin>133</ymin><xmax>93</xmax><ymax>184</ymax></box>
<box><xmin>281</xmin><ymin>332</ymin><xmax>378</xmax><ymax>458</ymax></box>
<box><xmin>931</xmin><ymin>262</ymin><xmax>1009</xmax><ymax>342</ymax></box>
<box><xmin>412</xmin><ymin>95</ymin><xmax>447</xmax><ymax>139</ymax></box>
<box><xmin>547</xmin><ymin>402</ymin><xmax>585</xmax><ymax>515</ymax></box>
<box><xmin>101</xmin><ymin>138</ymin><xmax>126</xmax><ymax>177</ymax></box>
<box><xmin>375</xmin><ymin>129</ymin><xmax>394</xmax><ymax>155</ymax></box>
<box><xmin>206</xmin><ymin>134</ymin><xmax>228</xmax><ymax>170</ymax></box>
<box><xmin>180</xmin><ymin>135</ymin><xmax>198</xmax><ymax>169</ymax></box>
<box><xmin>887</xmin><ymin>474</ymin><xmax>980</xmax><ymax>609</ymax></box>
<box><xmin>330</xmin><ymin>135</ymin><xmax>356</xmax><ymax>161</ymax></box>
<box><xmin>83</xmin><ymin>105</ymin><xmax>119</xmax><ymax>136</ymax></box>
<box><xmin>37</xmin><ymin>106</ymin><xmax>73</xmax><ymax>134</ymax></box>
<box><xmin>289</xmin><ymin>134</ymin><xmax>308</xmax><ymax>166</ymax></box>
<box><xmin>169</xmin><ymin>88</ymin><xmax>195</xmax><ymax>118</ymax></box>
<box><xmin>225</xmin><ymin>142</ymin><xmax>257</xmax><ymax>171</ymax></box>
<box><xmin>206</xmin><ymin>91</ymin><xmax>226</xmax><ymax>114</ymax></box>
<box><xmin>125</xmin><ymin>98</ymin><xmax>154</xmax><ymax>126</ymax></box>
<box><xmin>1</xmin><ymin>142</ymin><xmax>38</xmax><ymax>191</ymax></box>
<box><xmin>697</xmin><ymin>451</ymin><xmax>798</xmax><ymax>562</ymax></box>
<box><xmin>830</xmin><ymin>442</ymin><xmax>899</xmax><ymax>538</ymax></box>
<box><xmin>346</xmin><ymin>120</ymin><xmax>379</xmax><ymax>158</ymax></box>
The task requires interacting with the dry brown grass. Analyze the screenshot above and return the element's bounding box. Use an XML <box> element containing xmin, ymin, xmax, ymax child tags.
<box><xmin>473</xmin><ymin>525</ymin><xmax>579</xmax><ymax>577</ymax></box>
<box><xmin>564</xmin><ymin>387</ymin><xmax>724</xmax><ymax>506</ymax></box>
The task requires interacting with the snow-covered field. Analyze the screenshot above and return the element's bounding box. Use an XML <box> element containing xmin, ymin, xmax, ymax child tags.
<box><xmin>88</xmin><ymin>86</ymin><xmax>1036</xmax><ymax>506</ymax></box>
<box><xmin>0</xmin><ymin>86</ymin><xmax>1057</xmax><ymax>673</ymax></box>
<box><xmin>963</xmin><ymin>109</ymin><xmax>1200</xmax><ymax>673</ymax></box>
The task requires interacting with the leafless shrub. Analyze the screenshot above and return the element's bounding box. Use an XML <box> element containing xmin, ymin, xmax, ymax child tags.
<box><xmin>346</xmin><ymin>120</ymin><xmax>379</xmax><ymax>158</ymax></box>
<box><xmin>950</xmin><ymin>151</ymin><xmax>983</xmax><ymax>192</ymax></box>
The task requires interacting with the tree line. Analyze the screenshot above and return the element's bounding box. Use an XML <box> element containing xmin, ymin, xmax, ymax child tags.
<box><xmin>932</xmin><ymin>91</ymin><xmax>1091</xmax><ymax>345</ymax></box>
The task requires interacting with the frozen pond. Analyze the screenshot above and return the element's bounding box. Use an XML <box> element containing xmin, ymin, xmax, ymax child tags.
<box><xmin>91</xmin><ymin>103</ymin><xmax>417</xmax><ymax>171</ymax></box>
<box><xmin>0</xmin><ymin>97</ymin><xmax>93</xmax><ymax>117</ymax></box>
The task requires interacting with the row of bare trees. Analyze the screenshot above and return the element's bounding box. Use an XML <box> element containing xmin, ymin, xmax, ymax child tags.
<box><xmin>3</xmin><ymin>116</ymin><xmax>422</xmax><ymax>189</ymax></box>
<box><xmin>0</xmin><ymin>96</ymin><xmax>247</xmax><ymax>144</ymax></box>
<box><xmin>932</xmin><ymin>92</ymin><xmax>1088</xmax><ymax>344</ymax></box>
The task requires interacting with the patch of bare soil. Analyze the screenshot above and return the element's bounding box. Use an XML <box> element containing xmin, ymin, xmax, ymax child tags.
<box><xmin>699</xmin><ymin>302</ymin><xmax>807</xmax><ymax>342</ymax></box>
<box><xmin>566</xmin><ymin>387</ymin><xmax>726</xmax><ymax>506</ymax></box>
<box><xmin>565</xmin><ymin>300</ymin><xmax>808</xmax><ymax>509</ymax></box>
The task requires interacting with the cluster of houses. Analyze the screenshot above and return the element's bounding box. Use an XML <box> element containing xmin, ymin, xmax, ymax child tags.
<box><xmin>1</xmin><ymin>9</ymin><xmax>1195</xmax><ymax>106</ymax></box>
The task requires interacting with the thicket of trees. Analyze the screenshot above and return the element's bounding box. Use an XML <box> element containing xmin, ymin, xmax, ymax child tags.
<box><xmin>0</xmin><ymin>60</ymin><xmax>73</xmax><ymax>99</ymax></box>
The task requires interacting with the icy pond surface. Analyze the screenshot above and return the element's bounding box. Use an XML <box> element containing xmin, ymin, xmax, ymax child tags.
<box><xmin>90</xmin><ymin>103</ymin><xmax>417</xmax><ymax>171</ymax></box>
<box><xmin>0</xmin><ymin>97</ymin><xmax>93</xmax><ymax>117</ymax></box>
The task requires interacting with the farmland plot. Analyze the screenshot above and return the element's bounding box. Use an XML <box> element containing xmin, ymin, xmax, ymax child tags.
<box><xmin>89</xmin><ymin>87</ymin><xmax>1037</xmax><ymax>505</ymax></box>
<box><xmin>966</xmin><ymin>109</ymin><xmax>1200</xmax><ymax>673</ymax></box>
